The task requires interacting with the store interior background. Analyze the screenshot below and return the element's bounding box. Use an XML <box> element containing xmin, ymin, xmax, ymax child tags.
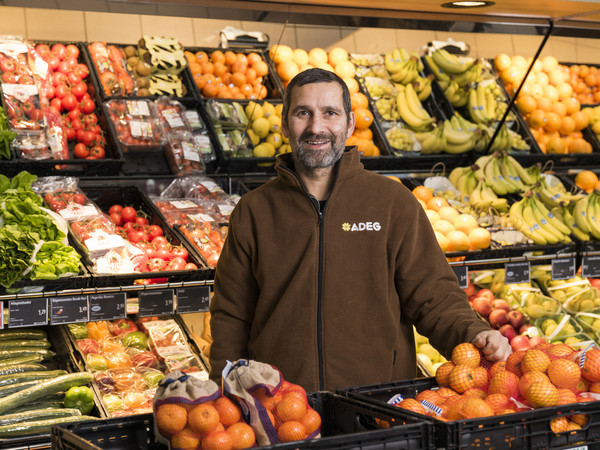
<box><xmin>0</xmin><ymin>4</ymin><xmax>599</xmax><ymax>63</ymax></box>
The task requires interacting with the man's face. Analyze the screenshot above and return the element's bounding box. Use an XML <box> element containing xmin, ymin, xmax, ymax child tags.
<box><xmin>282</xmin><ymin>81</ymin><xmax>355</xmax><ymax>170</ymax></box>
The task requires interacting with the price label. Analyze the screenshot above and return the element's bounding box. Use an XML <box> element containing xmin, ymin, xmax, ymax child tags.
<box><xmin>505</xmin><ymin>261</ymin><xmax>531</xmax><ymax>284</ymax></box>
<box><xmin>451</xmin><ymin>266</ymin><xmax>468</xmax><ymax>289</ymax></box>
<box><xmin>139</xmin><ymin>290</ymin><xmax>174</xmax><ymax>317</ymax></box>
<box><xmin>50</xmin><ymin>295</ymin><xmax>89</xmax><ymax>325</ymax></box>
<box><xmin>8</xmin><ymin>298</ymin><xmax>48</xmax><ymax>328</ymax></box>
<box><xmin>582</xmin><ymin>255</ymin><xmax>600</xmax><ymax>278</ymax></box>
<box><xmin>176</xmin><ymin>286</ymin><xmax>211</xmax><ymax>313</ymax></box>
<box><xmin>552</xmin><ymin>257</ymin><xmax>576</xmax><ymax>281</ymax></box>
<box><xmin>89</xmin><ymin>293</ymin><xmax>127</xmax><ymax>321</ymax></box>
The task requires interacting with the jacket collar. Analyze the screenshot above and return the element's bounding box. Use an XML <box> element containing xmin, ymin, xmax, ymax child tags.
<box><xmin>275</xmin><ymin>146</ymin><xmax>363</xmax><ymax>185</ymax></box>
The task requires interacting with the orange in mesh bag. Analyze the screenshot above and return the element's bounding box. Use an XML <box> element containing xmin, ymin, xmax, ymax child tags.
<box><xmin>223</xmin><ymin>359</ymin><xmax>322</xmax><ymax>446</ymax></box>
<box><xmin>153</xmin><ymin>370</ymin><xmax>256</xmax><ymax>450</ymax></box>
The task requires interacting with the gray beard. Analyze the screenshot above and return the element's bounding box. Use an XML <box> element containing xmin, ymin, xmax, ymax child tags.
<box><xmin>294</xmin><ymin>133</ymin><xmax>345</xmax><ymax>169</ymax></box>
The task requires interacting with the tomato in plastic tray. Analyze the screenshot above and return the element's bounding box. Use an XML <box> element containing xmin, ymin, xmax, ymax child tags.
<box><xmin>341</xmin><ymin>377</ymin><xmax>600</xmax><ymax>449</ymax></box>
<box><xmin>104</xmin><ymin>99</ymin><xmax>166</xmax><ymax>151</ymax></box>
<box><xmin>164</xmin><ymin>131</ymin><xmax>205</xmax><ymax>176</ymax></box>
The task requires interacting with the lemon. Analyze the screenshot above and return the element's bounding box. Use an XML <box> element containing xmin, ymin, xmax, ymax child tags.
<box><xmin>245</xmin><ymin>101</ymin><xmax>264</xmax><ymax>121</ymax></box>
<box><xmin>246</xmin><ymin>129</ymin><xmax>260</xmax><ymax>146</ymax></box>
<box><xmin>262</xmin><ymin>102</ymin><xmax>276</xmax><ymax>118</ymax></box>
<box><xmin>252</xmin><ymin>118</ymin><xmax>270</xmax><ymax>138</ymax></box>
<box><xmin>275</xmin><ymin>104</ymin><xmax>283</xmax><ymax>117</ymax></box>
<box><xmin>268</xmin><ymin>115</ymin><xmax>281</xmax><ymax>133</ymax></box>
<box><xmin>266</xmin><ymin>132</ymin><xmax>283</xmax><ymax>149</ymax></box>
<box><xmin>279</xmin><ymin>144</ymin><xmax>292</xmax><ymax>154</ymax></box>
<box><xmin>253</xmin><ymin>142</ymin><xmax>276</xmax><ymax>157</ymax></box>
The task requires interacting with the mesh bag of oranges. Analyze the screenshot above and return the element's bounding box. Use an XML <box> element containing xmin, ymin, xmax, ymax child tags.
<box><xmin>153</xmin><ymin>370</ymin><xmax>257</xmax><ymax>449</ymax></box>
<box><xmin>223</xmin><ymin>359</ymin><xmax>322</xmax><ymax>446</ymax></box>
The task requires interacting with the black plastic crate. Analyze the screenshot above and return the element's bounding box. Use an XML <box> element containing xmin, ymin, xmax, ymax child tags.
<box><xmin>341</xmin><ymin>377</ymin><xmax>600</xmax><ymax>449</ymax></box>
<box><xmin>83</xmin><ymin>41</ymin><xmax>198</xmax><ymax>103</ymax></box>
<box><xmin>185</xmin><ymin>46</ymin><xmax>284</xmax><ymax>100</ymax></box>
<box><xmin>52</xmin><ymin>391</ymin><xmax>434</xmax><ymax>450</ymax></box>
<box><xmin>73</xmin><ymin>185</ymin><xmax>211</xmax><ymax>286</ymax></box>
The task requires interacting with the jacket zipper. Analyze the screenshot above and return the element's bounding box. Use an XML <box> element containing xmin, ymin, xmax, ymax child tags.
<box><xmin>283</xmin><ymin>166</ymin><xmax>327</xmax><ymax>390</ymax></box>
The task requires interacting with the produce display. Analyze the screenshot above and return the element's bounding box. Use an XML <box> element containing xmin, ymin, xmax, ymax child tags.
<box><xmin>69</xmin><ymin>316</ymin><xmax>208</xmax><ymax>418</ymax></box>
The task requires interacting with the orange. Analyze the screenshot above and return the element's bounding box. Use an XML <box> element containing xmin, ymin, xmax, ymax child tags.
<box><xmin>453</xmin><ymin>214</ymin><xmax>478</xmax><ymax>235</ymax></box>
<box><xmin>334</xmin><ymin>60</ymin><xmax>356</xmax><ymax>79</ymax></box>
<box><xmin>201</xmin><ymin>430</ymin><xmax>232</xmax><ymax>450</ymax></box>
<box><xmin>543</xmin><ymin>112</ymin><xmax>561</xmax><ymax>133</ymax></box>
<box><xmin>355</xmin><ymin>138</ymin><xmax>374</xmax><ymax>156</ymax></box>
<box><xmin>253</xmin><ymin>61</ymin><xmax>269</xmax><ymax>77</ymax></box>
<box><xmin>343</xmin><ymin>77</ymin><xmax>359</xmax><ymax>94</ymax></box>
<box><xmin>188</xmin><ymin>403</ymin><xmax>220</xmax><ymax>436</ymax></box>
<box><xmin>494</xmin><ymin>53</ymin><xmax>511</xmax><ymax>72</ymax></box>
<box><xmin>558</xmin><ymin>116</ymin><xmax>576</xmax><ymax>135</ymax></box>
<box><xmin>156</xmin><ymin>403</ymin><xmax>188</xmax><ymax>436</ymax></box>
<box><xmin>224</xmin><ymin>51</ymin><xmax>238</xmax><ymax>66</ymax></box>
<box><xmin>202</xmin><ymin>82</ymin><xmax>219</xmax><ymax>98</ymax></box>
<box><xmin>511</xmin><ymin>55</ymin><xmax>527</xmax><ymax>70</ymax></box>
<box><xmin>446</xmin><ymin>230</ymin><xmax>470</xmax><ymax>252</ymax></box>
<box><xmin>572</xmin><ymin>111</ymin><xmax>590</xmax><ymax>131</ymax></box>
<box><xmin>536</xmin><ymin>97</ymin><xmax>553</xmax><ymax>112</ymax></box>
<box><xmin>354</xmin><ymin>108</ymin><xmax>374</xmax><ymax>129</ymax></box>
<box><xmin>276</xmin><ymin>393</ymin><xmax>307</xmax><ymax>422</ymax></box>
<box><xmin>247</xmin><ymin>52</ymin><xmax>262</xmax><ymax>66</ymax></box>
<box><xmin>254</xmin><ymin>387</ymin><xmax>282</xmax><ymax>411</ymax></box>
<box><xmin>551</xmin><ymin>101</ymin><xmax>567</xmax><ymax>118</ymax></box>
<box><xmin>201</xmin><ymin>61</ymin><xmax>215</xmax><ymax>75</ymax></box>
<box><xmin>570</xmin><ymin>138</ymin><xmax>593</xmax><ymax>154</ymax></box>
<box><xmin>170</xmin><ymin>427</ymin><xmax>201</xmax><ymax>450</ymax></box>
<box><xmin>211</xmin><ymin>50</ymin><xmax>225</xmax><ymax>64</ymax></box>
<box><xmin>350</xmin><ymin>92</ymin><xmax>369</xmax><ymax>110</ymax></box>
<box><xmin>195</xmin><ymin>51</ymin><xmax>209</xmax><ymax>64</ymax></box>
<box><xmin>353</xmin><ymin>128</ymin><xmax>373</xmax><ymax>140</ymax></box>
<box><xmin>299</xmin><ymin>409</ymin><xmax>321</xmax><ymax>435</ymax></box>
<box><xmin>517</xmin><ymin>95</ymin><xmax>536</xmax><ymax>115</ymax></box>
<box><xmin>528</xmin><ymin>109</ymin><xmax>546</xmax><ymax>129</ymax></box>
<box><xmin>543</xmin><ymin>85</ymin><xmax>559</xmax><ymax>103</ymax></box>
<box><xmin>438</xmin><ymin>206</ymin><xmax>460</xmax><ymax>223</ymax></box>
<box><xmin>575</xmin><ymin>170</ymin><xmax>598</xmax><ymax>191</ymax></box>
<box><xmin>556</xmin><ymin>82</ymin><xmax>573</xmax><ymax>100</ymax></box>
<box><xmin>269</xmin><ymin>45</ymin><xmax>293</xmax><ymax>64</ymax></box>
<box><xmin>277</xmin><ymin>60</ymin><xmax>300</xmax><ymax>82</ymax></box>
<box><xmin>226</xmin><ymin>422</ymin><xmax>255</xmax><ymax>449</ymax></box>
<box><xmin>214</xmin><ymin>397</ymin><xmax>241</xmax><ymax>426</ymax></box>
<box><xmin>231</xmin><ymin>72</ymin><xmax>246</xmax><ymax>87</ymax></box>
<box><xmin>547</xmin><ymin>136</ymin><xmax>567</xmax><ymax>154</ymax></box>
<box><xmin>231</xmin><ymin>60</ymin><xmax>247</xmax><ymax>74</ymax></box>
<box><xmin>237</xmin><ymin>53</ymin><xmax>248</xmax><ymax>66</ymax></box>
<box><xmin>213</xmin><ymin>61</ymin><xmax>227</xmax><ymax>77</ymax></box>
<box><xmin>328</xmin><ymin>47</ymin><xmax>349</xmax><ymax>67</ymax></box>
<box><xmin>433</xmin><ymin>219</ymin><xmax>455</xmax><ymax>236</ymax></box>
<box><xmin>427</xmin><ymin>196</ymin><xmax>449</xmax><ymax>211</ymax></box>
<box><xmin>308</xmin><ymin>48</ymin><xmax>328</xmax><ymax>67</ymax></box>
<box><xmin>562</xmin><ymin>98</ymin><xmax>581</xmax><ymax>115</ymax></box>
<box><xmin>292</xmin><ymin>48</ymin><xmax>309</xmax><ymax>66</ymax></box>
<box><xmin>277</xmin><ymin>421</ymin><xmax>307</xmax><ymax>443</ymax></box>
<box><xmin>245</xmin><ymin>67</ymin><xmax>257</xmax><ymax>83</ymax></box>
<box><xmin>188</xmin><ymin>62</ymin><xmax>202</xmax><ymax>75</ymax></box>
<box><xmin>412</xmin><ymin>186</ymin><xmax>433</xmax><ymax>203</ymax></box>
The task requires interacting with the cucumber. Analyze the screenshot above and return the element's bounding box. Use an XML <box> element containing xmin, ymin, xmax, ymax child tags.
<box><xmin>0</xmin><ymin>415</ymin><xmax>97</xmax><ymax>437</ymax></box>
<box><xmin>0</xmin><ymin>408</ymin><xmax>80</xmax><ymax>427</ymax></box>
<box><xmin>0</xmin><ymin>380</ymin><xmax>39</xmax><ymax>398</ymax></box>
<box><xmin>0</xmin><ymin>349</ymin><xmax>55</xmax><ymax>361</ymax></box>
<box><xmin>0</xmin><ymin>370</ymin><xmax>67</xmax><ymax>388</ymax></box>
<box><xmin>0</xmin><ymin>363</ymin><xmax>47</xmax><ymax>376</ymax></box>
<box><xmin>10</xmin><ymin>401</ymin><xmax>65</xmax><ymax>413</ymax></box>
<box><xmin>0</xmin><ymin>372</ymin><xmax>93</xmax><ymax>415</ymax></box>
<box><xmin>0</xmin><ymin>340</ymin><xmax>51</xmax><ymax>350</ymax></box>
<box><xmin>0</xmin><ymin>330</ymin><xmax>47</xmax><ymax>341</ymax></box>
<box><xmin>0</xmin><ymin>354</ymin><xmax>44</xmax><ymax>366</ymax></box>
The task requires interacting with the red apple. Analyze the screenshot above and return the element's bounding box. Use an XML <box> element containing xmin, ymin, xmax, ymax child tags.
<box><xmin>475</xmin><ymin>288</ymin><xmax>494</xmax><ymax>303</ymax></box>
<box><xmin>499</xmin><ymin>323</ymin><xmax>517</xmax><ymax>342</ymax></box>
<box><xmin>510</xmin><ymin>334</ymin><xmax>531</xmax><ymax>352</ymax></box>
<box><xmin>520</xmin><ymin>324</ymin><xmax>535</xmax><ymax>334</ymax></box>
<box><xmin>464</xmin><ymin>283</ymin><xmax>476</xmax><ymax>297</ymax></box>
<box><xmin>491</xmin><ymin>299</ymin><xmax>510</xmax><ymax>312</ymax></box>
<box><xmin>528</xmin><ymin>336</ymin><xmax>546</xmax><ymax>347</ymax></box>
<box><xmin>589</xmin><ymin>278</ymin><xmax>600</xmax><ymax>289</ymax></box>
<box><xmin>488</xmin><ymin>308</ymin><xmax>508</xmax><ymax>329</ymax></box>
<box><xmin>472</xmin><ymin>296</ymin><xmax>492</xmax><ymax>318</ymax></box>
<box><xmin>507</xmin><ymin>310</ymin><xmax>525</xmax><ymax>329</ymax></box>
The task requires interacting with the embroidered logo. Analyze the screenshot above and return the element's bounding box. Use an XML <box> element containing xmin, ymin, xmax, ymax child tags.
<box><xmin>342</xmin><ymin>222</ymin><xmax>381</xmax><ymax>231</ymax></box>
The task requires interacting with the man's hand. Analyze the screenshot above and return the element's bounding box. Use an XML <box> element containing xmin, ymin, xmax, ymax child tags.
<box><xmin>471</xmin><ymin>330</ymin><xmax>512</xmax><ymax>362</ymax></box>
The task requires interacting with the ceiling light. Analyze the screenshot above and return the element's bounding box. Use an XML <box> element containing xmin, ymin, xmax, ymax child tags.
<box><xmin>441</xmin><ymin>1</ymin><xmax>495</xmax><ymax>7</ymax></box>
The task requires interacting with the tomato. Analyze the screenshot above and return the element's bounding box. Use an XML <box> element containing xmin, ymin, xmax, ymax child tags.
<box><xmin>65</xmin><ymin>44</ymin><xmax>80</xmax><ymax>60</ymax></box>
<box><xmin>73</xmin><ymin>193</ymin><xmax>86</xmax><ymax>205</ymax></box>
<box><xmin>184</xmin><ymin>263</ymin><xmax>198</xmax><ymax>270</ymax></box>
<box><xmin>57</xmin><ymin>61</ymin><xmax>71</xmax><ymax>74</ymax></box>
<box><xmin>71</xmin><ymin>118</ymin><xmax>83</xmax><ymax>131</ymax></box>
<box><xmin>108</xmin><ymin>204</ymin><xmax>122</xmax><ymax>215</ymax></box>
<box><xmin>90</xmin><ymin>146</ymin><xmax>105</xmax><ymax>159</ymax></box>
<box><xmin>44</xmin><ymin>105</ymin><xmax>60</xmax><ymax>117</ymax></box>
<box><xmin>51</xmin><ymin>43</ymin><xmax>67</xmax><ymax>59</ymax></box>
<box><xmin>48</xmin><ymin>55</ymin><xmax>60</xmax><ymax>71</ymax></box>
<box><xmin>52</xmin><ymin>72</ymin><xmax>67</xmax><ymax>86</ymax></box>
<box><xmin>155</xmin><ymin>248</ymin><xmax>173</xmax><ymax>261</ymax></box>
<box><xmin>81</xmin><ymin>131</ymin><xmax>95</xmax><ymax>146</ymax></box>
<box><xmin>64</xmin><ymin>127</ymin><xmax>75</xmax><ymax>141</ymax></box>
<box><xmin>0</xmin><ymin>58</ymin><xmax>16</xmax><ymax>73</ymax></box>
<box><xmin>44</xmin><ymin>85</ymin><xmax>55</xmax><ymax>99</ymax></box>
<box><xmin>73</xmin><ymin>143</ymin><xmax>89</xmax><ymax>159</ymax></box>
<box><xmin>74</xmin><ymin>64</ymin><xmax>89</xmax><ymax>79</ymax></box>
<box><xmin>50</xmin><ymin>97</ymin><xmax>63</xmax><ymax>111</ymax></box>
<box><xmin>121</xmin><ymin>207</ymin><xmax>137</xmax><ymax>223</ymax></box>
<box><xmin>71</xmin><ymin>82</ymin><xmax>87</xmax><ymax>100</ymax></box>
<box><xmin>168</xmin><ymin>258</ymin><xmax>186</xmax><ymax>271</ymax></box>
<box><xmin>132</xmin><ymin>254</ymin><xmax>148</xmax><ymax>272</ymax></box>
<box><xmin>143</xmin><ymin>247</ymin><xmax>157</xmax><ymax>259</ymax></box>
<box><xmin>67</xmin><ymin>108</ymin><xmax>82</xmax><ymax>121</ymax></box>
<box><xmin>81</xmin><ymin>98</ymin><xmax>96</xmax><ymax>114</ymax></box>
<box><xmin>151</xmin><ymin>236</ymin><xmax>169</xmax><ymax>248</ymax></box>
<box><xmin>147</xmin><ymin>258</ymin><xmax>167</xmax><ymax>271</ymax></box>
<box><xmin>35</xmin><ymin>44</ymin><xmax>51</xmax><ymax>61</ymax></box>
<box><xmin>123</xmin><ymin>222</ymin><xmax>135</xmax><ymax>232</ymax></box>
<box><xmin>148</xmin><ymin>225</ymin><xmax>163</xmax><ymax>238</ymax></box>
<box><xmin>128</xmin><ymin>230</ymin><xmax>149</xmax><ymax>244</ymax></box>
<box><xmin>171</xmin><ymin>247</ymin><xmax>189</xmax><ymax>261</ymax></box>
<box><xmin>109</xmin><ymin>213</ymin><xmax>122</xmax><ymax>226</ymax></box>
<box><xmin>135</xmin><ymin>216</ymin><xmax>149</xmax><ymax>226</ymax></box>
<box><xmin>62</xmin><ymin>94</ymin><xmax>78</xmax><ymax>111</ymax></box>
<box><xmin>1</xmin><ymin>72</ymin><xmax>16</xmax><ymax>83</ymax></box>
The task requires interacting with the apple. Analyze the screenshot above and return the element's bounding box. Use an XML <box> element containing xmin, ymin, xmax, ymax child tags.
<box><xmin>520</xmin><ymin>324</ymin><xmax>535</xmax><ymax>334</ymax></box>
<box><xmin>464</xmin><ymin>283</ymin><xmax>476</xmax><ymax>297</ymax></box>
<box><xmin>472</xmin><ymin>296</ymin><xmax>492</xmax><ymax>318</ymax></box>
<box><xmin>510</xmin><ymin>334</ymin><xmax>531</xmax><ymax>352</ymax></box>
<box><xmin>499</xmin><ymin>323</ymin><xmax>516</xmax><ymax>342</ymax></box>
<box><xmin>528</xmin><ymin>336</ymin><xmax>546</xmax><ymax>347</ymax></box>
<box><xmin>589</xmin><ymin>278</ymin><xmax>600</xmax><ymax>289</ymax></box>
<box><xmin>507</xmin><ymin>310</ymin><xmax>525</xmax><ymax>329</ymax></box>
<box><xmin>475</xmin><ymin>288</ymin><xmax>494</xmax><ymax>303</ymax></box>
<box><xmin>491</xmin><ymin>299</ymin><xmax>510</xmax><ymax>312</ymax></box>
<box><xmin>488</xmin><ymin>308</ymin><xmax>508</xmax><ymax>329</ymax></box>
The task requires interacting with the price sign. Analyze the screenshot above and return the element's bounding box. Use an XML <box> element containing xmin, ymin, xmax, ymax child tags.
<box><xmin>139</xmin><ymin>290</ymin><xmax>174</xmax><ymax>317</ymax></box>
<box><xmin>176</xmin><ymin>286</ymin><xmax>211</xmax><ymax>313</ymax></box>
<box><xmin>50</xmin><ymin>295</ymin><xmax>89</xmax><ymax>325</ymax></box>
<box><xmin>89</xmin><ymin>293</ymin><xmax>127</xmax><ymax>321</ymax></box>
<box><xmin>451</xmin><ymin>266</ymin><xmax>468</xmax><ymax>289</ymax></box>
<box><xmin>582</xmin><ymin>255</ymin><xmax>600</xmax><ymax>278</ymax></box>
<box><xmin>505</xmin><ymin>261</ymin><xmax>531</xmax><ymax>284</ymax></box>
<box><xmin>552</xmin><ymin>257</ymin><xmax>577</xmax><ymax>281</ymax></box>
<box><xmin>8</xmin><ymin>298</ymin><xmax>47</xmax><ymax>328</ymax></box>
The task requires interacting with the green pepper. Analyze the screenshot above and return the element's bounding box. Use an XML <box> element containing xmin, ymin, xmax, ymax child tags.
<box><xmin>103</xmin><ymin>394</ymin><xmax>123</xmax><ymax>412</ymax></box>
<box><xmin>142</xmin><ymin>369</ymin><xmax>165</xmax><ymax>388</ymax></box>
<box><xmin>68</xmin><ymin>323</ymin><xmax>89</xmax><ymax>340</ymax></box>
<box><xmin>64</xmin><ymin>386</ymin><xmax>95</xmax><ymax>415</ymax></box>
<box><xmin>121</xmin><ymin>331</ymin><xmax>148</xmax><ymax>350</ymax></box>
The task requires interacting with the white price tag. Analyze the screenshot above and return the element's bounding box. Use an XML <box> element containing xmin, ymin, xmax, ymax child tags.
<box><xmin>129</xmin><ymin>121</ymin><xmax>152</xmax><ymax>138</ymax></box>
<box><xmin>162</xmin><ymin>108</ymin><xmax>185</xmax><ymax>129</ymax></box>
<box><xmin>182</xmin><ymin>142</ymin><xmax>200</xmax><ymax>162</ymax></box>
<box><xmin>127</xmin><ymin>100</ymin><xmax>151</xmax><ymax>116</ymax></box>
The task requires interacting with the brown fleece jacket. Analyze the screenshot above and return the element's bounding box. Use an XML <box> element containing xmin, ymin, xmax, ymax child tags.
<box><xmin>209</xmin><ymin>147</ymin><xmax>490</xmax><ymax>392</ymax></box>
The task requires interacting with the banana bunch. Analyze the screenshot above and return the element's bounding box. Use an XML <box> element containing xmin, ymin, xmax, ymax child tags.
<box><xmin>533</xmin><ymin>176</ymin><xmax>584</xmax><ymax>209</ymax></box>
<box><xmin>508</xmin><ymin>128</ymin><xmax>531</xmax><ymax>152</ymax></box>
<box><xmin>396</xmin><ymin>83</ymin><xmax>434</xmax><ymax>131</ymax></box>
<box><xmin>451</xmin><ymin>60</ymin><xmax>485</xmax><ymax>87</ymax></box>
<box><xmin>449</xmin><ymin>165</ymin><xmax>479</xmax><ymax>197</ymax></box>
<box><xmin>468</xmin><ymin>180</ymin><xmax>509</xmax><ymax>212</ymax></box>
<box><xmin>443</xmin><ymin>80</ymin><xmax>469</xmax><ymax>108</ymax></box>
<box><xmin>488</xmin><ymin>124</ymin><xmax>514</xmax><ymax>152</ymax></box>
<box><xmin>509</xmin><ymin>194</ymin><xmax>572</xmax><ymax>245</ymax></box>
<box><xmin>384</xmin><ymin>48</ymin><xmax>423</xmax><ymax>85</ymax></box>
<box><xmin>374</xmin><ymin>97</ymin><xmax>400</xmax><ymax>121</ymax></box>
<box><xmin>473</xmin><ymin>152</ymin><xmax>533</xmax><ymax>195</ymax></box>
<box><xmin>385</xmin><ymin>126</ymin><xmax>416</xmax><ymax>153</ymax></box>
<box><xmin>415</xmin><ymin>117</ymin><xmax>477</xmax><ymax>154</ymax></box>
<box><xmin>553</xmin><ymin>203</ymin><xmax>590</xmax><ymax>242</ymax></box>
<box><xmin>411</xmin><ymin>75</ymin><xmax>433</xmax><ymax>101</ymax></box>
<box><xmin>468</xmin><ymin>83</ymin><xmax>497</xmax><ymax>125</ymax></box>
<box><xmin>429</xmin><ymin>48</ymin><xmax>474</xmax><ymax>75</ymax></box>
<box><xmin>572</xmin><ymin>191</ymin><xmax>600</xmax><ymax>240</ymax></box>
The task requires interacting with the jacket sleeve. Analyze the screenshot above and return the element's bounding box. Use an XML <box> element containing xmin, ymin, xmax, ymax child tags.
<box><xmin>209</xmin><ymin>203</ymin><xmax>259</xmax><ymax>381</ymax></box>
<box><xmin>393</xmin><ymin>197</ymin><xmax>490</xmax><ymax>358</ymax></box>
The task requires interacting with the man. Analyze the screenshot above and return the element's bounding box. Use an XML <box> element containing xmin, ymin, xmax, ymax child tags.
<box><xmin>209</xmin><ymin>68</ymin><xmax>511</xmax><ymax>392</ymax></box>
